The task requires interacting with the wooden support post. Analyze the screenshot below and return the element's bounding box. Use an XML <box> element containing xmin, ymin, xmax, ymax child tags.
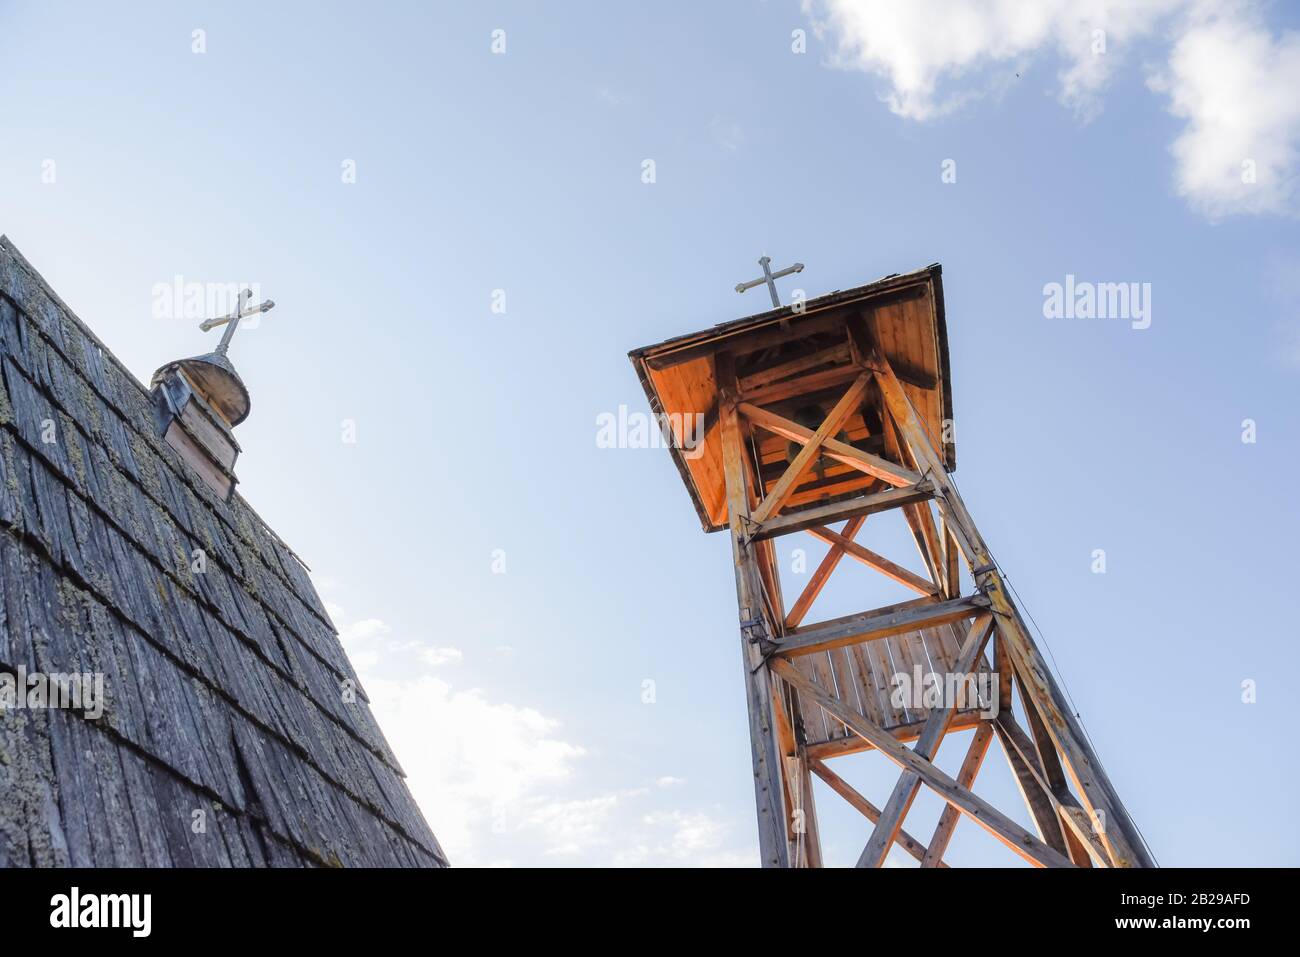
<box><xmin>1006</xmin><ymin>668</ymin><xmax>1099</xmax><ymax>866</ymax></box>
<box><xmin>998</xmin><ymin>717</ymin><xmax>1102</xmax><ymax>868</ymax></box>
<box><xmin>863</xmin><ymin>332</ymin><xmax>1154</xmax><ymax>868</ymax></box>
<box><xmin>717</xmin><ymin>352</ymin><xmax>795</xmax><ymax>867</ymax></box>
<box><xmin>994</xmin><ymin>721</ymin><xmax>1074</xmax><ymax>859</ymax></box>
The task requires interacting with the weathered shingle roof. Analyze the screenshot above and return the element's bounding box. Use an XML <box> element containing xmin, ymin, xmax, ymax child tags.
<box><xmin>0</xmin><ymin>236</ymin><xmax>446</xmax><ymax>867</ymax></box>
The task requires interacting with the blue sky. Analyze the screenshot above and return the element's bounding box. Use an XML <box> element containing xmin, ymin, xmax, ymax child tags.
<box><xmin>1</xmin><ymin>0</ymin><xmax>1297</xmax><ymax>866</ymax></box>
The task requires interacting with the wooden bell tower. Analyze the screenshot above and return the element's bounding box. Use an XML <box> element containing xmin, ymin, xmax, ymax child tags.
<box><xmin>628</xmin><ymin>264</ymin><xmax>1153</xmax><ymax>868</ymax></box>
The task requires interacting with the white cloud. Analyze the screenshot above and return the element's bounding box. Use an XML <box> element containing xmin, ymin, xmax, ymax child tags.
<box><xmin>803</xmin><ymin>0</ymin><xmax>1183</xmax><ymax>121</ymax></box>
<box><xmin>324</xmin><ymin>600</ymin><xmax>755</xmax><ymax>866</ymax></box>
<box><xmin>1149</xmin><ymin>6</ymin><xmax>1300</xmax><ymax>217</ymax></box>
<box><xmin>633</xmin><ymin>810</ymin><xmax>755</xmax><ymax>867</ymax></box>
<box><xmin>527</xmin><ymin>795</ymin><xmax>622</xmax><ymax>856</ymax></box>
<box><xmin>422</xmin><ymin>646</ymin><xmax>464</xmax><ymax>667</ymax></box>
<box><xmin>497</xmin><ymin>782</ymin><xmax>757</xmax><ymax>867</ymax></box>
<box><xmin>335</xmin><ymin>614</ymin><xmax>423</xmax><ymax>672</ymax></box>
<box><xmin>803</xmin><ymin>0</ymin><xmax>1300</xmax><ymax>217</ymax></box>
<box><xmin>326</xmin><ymin>602</ymin><xmax>587</xmax><ymax>863</ymax></box>
<box><xmin>339</xmin><ymin>617</ymin><xmax>389</xmax><ymax>642</ymax></box>
<box><xmin>362</xmin><ymin>670</ymin><xmax>586</xmax><ymax>862</ymax></box>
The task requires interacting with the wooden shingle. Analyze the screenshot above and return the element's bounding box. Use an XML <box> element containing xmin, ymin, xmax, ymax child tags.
<box><xmin>0</xmin><ymin>237</ymin><xmax>445</xmax><ymax>868</ymax></box>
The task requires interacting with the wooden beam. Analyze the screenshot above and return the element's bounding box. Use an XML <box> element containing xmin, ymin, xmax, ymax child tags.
<box><xmin>758</xmin><ymin>437</ymin><xmax>885</xmax><ymax>474</ymax></box>
<box><xmin>856</xmin><ymin>614</ymin><xmax>994</xmax><ymax>867</ymax></box>
<box><xmin>717</xmin><ymin>352</ymin><xmax>792</xmax><ymax>867</ymax></box>
<box><xmin>809</xmin><ymin>759</ymin><xmax>949</xmax><ymax>868</ymax></box>
<box><xmin>864</xmin><ymin>334</ymin><xmax>1154</xmax><ymax>868</ymax></box>
<box><xmin>804</xmin><ymin>525</ymin><xmax>939</xmax><ymax>596</ymax></box>
<box><xmin>994</xmin><ymin>721</ymin><xmax>1074</xmax><ymax>861</ymax></box>
<box><xmin>740</xmin><ymin>363</ymin><xmax>862</xmax><ymax>407</ymax></box>
<box><xmin>780</xmin><ymin>474</ymin><xmax>881</xmax><ymax>511</ymax></box>
<box><xmin>784</xmin><ymin>515</ymin><xmax>866</xmax><ymax>629</ymax></box>
<box><xmin>995</xmin><ymin>625</ymin><xmax>1144</xmax><ymax>867</ymax></box>
<box><xmin>749</xmin><ymin>481</ymin><xmax>934</xmax><ymax>542</ymax></box>
<box><xmin>920</xmin><ymin>723</ymin><xmax>995</xmax><ymax>867</ymax></box>
<box><xmin>769</xmin><ymin>658</ymin><xmax>1076</xmax><ymax>868</ymax></box>
<box><xmin>777</xmin><ymin>594</ymin><xmax>988</xmax><ymax>657</ymax></box>
<box><xmin>750</xmin><ymin>517</ymin><xmax>783</xmax><ymax>634</ymax></box>
<box><xmin>750</xmin><ymin>374</ymin><xmax>870</xmax><ymax>526</ymax></box>
<box><xmin>941</xmin><ymin>519</ymin><xmax>962</xmax><ymax>599</ymax></box>
<box><xmin>1059</xmin><ymin>805</ymin><xmax>1111</xmax><ymax>869</ymax></box>
<box><xmin>996</xmin><ymin>711</ymin><xmax>1102</xmax><ymax>867</ymax></box>
<box><xmin>901</xmin><ymin>502</ymin><xmax>942</xmax><ymax>586</ymax></box>
<box><xmin>739</xmin><ymin>402</ymin><xmax>922</xmax><ymax>488</ymax></box>
<box><xmin>807</xmin><ymin>710</ymin><xmax>986</xmax><ymax>759</ymax></box>
<box><xmin>793</xmin><ymin>750</ymin><xmax>824</xmax><ymax>868</ymax></box>
<box><xmin>882</xmin><ymin>413</ymin><xmax>945</xmax><ymax>587</ymax></box>
<box><xmin>883</xmin><ymin>358</ymin><xmax>939</xmax><ymax>392</ymax></box>
<box><xmin>738</xmin><ymin>342</ymin><xmax>851</xmax><ymax>393</ymax></box>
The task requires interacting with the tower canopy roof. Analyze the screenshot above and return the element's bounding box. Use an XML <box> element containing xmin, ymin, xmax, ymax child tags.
<box><xmin>629</xmin><ymin>264</ymin><xmax>954</xmax><ymax>533</ymax></box>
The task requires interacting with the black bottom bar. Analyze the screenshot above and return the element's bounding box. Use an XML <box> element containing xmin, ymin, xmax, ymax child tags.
<box><xmin>0</xmin><ymin>866</ymin><xmax>1281</xmax><ymax>942</ymax></box>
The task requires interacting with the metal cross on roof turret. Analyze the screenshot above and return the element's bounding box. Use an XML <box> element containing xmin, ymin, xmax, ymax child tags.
<box><xmin>199</xmin><ymin>288</ymin><xmax>276</xmax><ymax>357</ymax></box>
<box><xmin>735</xmin><ymin>256</ymin><xmax>804</xmax><ymax>308</ymax></box>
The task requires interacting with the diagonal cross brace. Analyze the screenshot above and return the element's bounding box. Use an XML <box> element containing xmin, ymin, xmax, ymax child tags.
<box><xmin>784</xmin><ymin>515</ymin><xmax>867</xmax><ymax>629</ymax></box>
<box><xmin>920</xmin><ymin>723</ymin><xmax>996</xmax><ymax>867</ymax></box>
<box><xmin>768</xmin><ymin>656</ymin><xmax>1074</xmax><ymax>868</ymax></box>
<box><xmin>809</xmin><ymin>759</ymin><xmax>950</xmax><ymax>868</ymax></box>
<box><xmin>749</xmin><ymin>373</ymin><xmax>870</xmax><ymax>526</ymax></box>
<box><xmin>739</xmin><ymin>402</ymin><xmax>921</xmax><ymax>488</ymax></box>
<box><xmin>857</xmin><ymin>613</ymin><xmax>994</xmax><ymax>867</ymax></box>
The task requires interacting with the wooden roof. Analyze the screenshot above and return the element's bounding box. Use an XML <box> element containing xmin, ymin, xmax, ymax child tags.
<box><xmin>629</xmin><ymin>265</ymin><xmax>954</xmax><ymax>532</ymax></box>
<box><xmin>0</xmin><ymin>237</ymin><xmax>446</xmax><ymax>867</ymax></box>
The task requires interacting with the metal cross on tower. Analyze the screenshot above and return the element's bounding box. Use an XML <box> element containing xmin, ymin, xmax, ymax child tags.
<box><xmin>735</xmin><ymin>256</ymin><xmax>804</xmax><ymax>308</ymax></box>
<box><xmin>199</xmin><ymin>289</ymin><xmax>276</xmax><ymax>357</ymax></box>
